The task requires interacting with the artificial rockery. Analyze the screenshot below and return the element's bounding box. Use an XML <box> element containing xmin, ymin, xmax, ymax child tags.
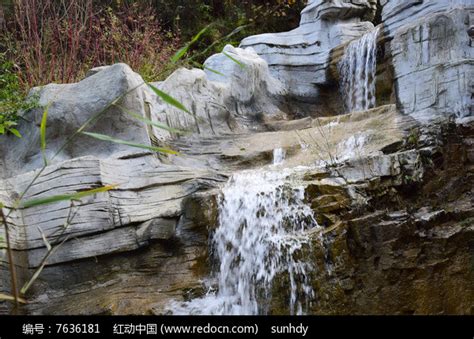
<box><xmin>0</xmin><ymin>0</ymin><xmax>473</xmax><ymax>315</ymax></box>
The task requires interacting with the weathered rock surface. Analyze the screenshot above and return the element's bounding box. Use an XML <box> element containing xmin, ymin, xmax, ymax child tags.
<box><xmin>240</xmin><ymin>0</ymin><xmax>377</xmax><ymax>107</ymax></box>
<box><xmin>2</xmin><ymin>100</ymin><xmax>473</xmax><ymax>315</ymax></box>
<box><xmin>241</xmin><ymin>0</ymin><xmax>473</xmax><ymax>120</ymax></box>
<box><xmin>0</xmin><ymin>64</ymin><xmax>152</xmax><ymax>177</ymax></box>
<box><xmin>0</xmin><ymin>47</ymin><xmax>287</xmax><ymax>177</ymax></box>
<box><xmin>158</xmin><ymin>45</ymin><xmax>288</xmax><ymax>136</ymax></box>
<box><xmin>1</xmin><ymin>0</ymin><xmax>473</xmax><ymax>316</ymax></box>
<box><xmin>304</xmin><ymin>121</ymin><xmax>474</xmax><ymax>315</ymax></box>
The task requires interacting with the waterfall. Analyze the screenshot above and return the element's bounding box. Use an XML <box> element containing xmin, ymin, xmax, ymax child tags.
<box><xmin>171</xmin><ymin>169</ymin><xmax>318</xmax><ymax>315</ymax></box>
<box><xmin>339</xmin><ymin>26</ymin><xmax>380</xmax><ymax>113</ymax></box>
<box><xmin>272</xmin><ymin>148</ymin><xmax>286</xmax><ymax>165</ymax></box>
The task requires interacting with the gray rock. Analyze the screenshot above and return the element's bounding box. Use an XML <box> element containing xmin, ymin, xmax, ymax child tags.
<box><xmin>154</xmin><ymin>45</ymin><xmax>287</xmax><ymax>137</ymax></box>
<box><xmin>381</xmin><ymin>1</ymin><xmax>474</xmax><ymax>121</ymax></box>
<box><xmin>240</xmin><ymin>0</ymin><xmax>376</xmax><ymax>101</ymax></box>
<box><xmin>1</xmin><ymin>0</ymin><xmax>473</xmax><ymax>316</ymax></box>
<box><xmin>0</xmin><ymin>63</ymin><xmax>153</xmax><ymax>177</ymax></box>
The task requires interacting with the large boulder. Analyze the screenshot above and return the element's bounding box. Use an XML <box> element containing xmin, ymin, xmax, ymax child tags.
<box><xmin>154</xmin><ymin>45</ymin><xmax>288</xmax><ymax>137</ymax></box>
<box><xmin>240</xmin><ymin>0</ymin><xmax>377</xmax><ymax>102</ymax></box>
<box><xmin>0</xmin><ymin>63</ymin><xmax>154</xmax><ymax>177</ymax></box>
<box><xmin>0</xmin><ymin>47</ymin><xmax>288</xmax><ymax>177</ymax></box>
<box><xmin>381</xmin><ymin>0</ymin><xmax>474</xmax><ymax>121</ymax></box>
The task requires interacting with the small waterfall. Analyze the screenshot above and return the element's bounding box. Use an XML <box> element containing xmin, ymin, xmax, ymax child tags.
<box><xmin>272</xmin><ymin>148</ymin><xmax>286</xmax><ymax>165</ymax></box>
<box><xmin>171</xmin><ymin>169</ymin><xmax>318</xmax><ymax>315</ymax></box>
<box><xmin>339</xmin><ymin>26</ymin><xmax>380</xmax><ymax>113</ymax></box>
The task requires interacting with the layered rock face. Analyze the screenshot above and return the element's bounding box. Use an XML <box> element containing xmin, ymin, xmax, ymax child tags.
<box><xmin>240</xmin><ymin>0</ymin><xmax>378</xmax><ymax>113</ymax></box>
<box><xmin>381</xmin><ymin>0</ymin><xmax>474</xmax><ymax>121</ymax></box>
<box><xmin>241</xmin><ymin>0</ymin><xmax>473</xmax><ymax>120</ymax></box>
<box><xmin>0</xmin><ymin>0</ymin><xmax>473</xmax><ymax>315</ymax></box>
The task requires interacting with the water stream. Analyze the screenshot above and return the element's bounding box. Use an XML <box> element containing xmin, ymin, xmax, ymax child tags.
<box><xmin>272</xmin><ymin>148</ymin><xmax>286</xmax><ymax>165</ymax></box>
<box><xmin>171</xmin><ymin>168</ymin><xmax>318</xmax><ymax>315</ymax></box>
<box><xmin>339</xmin><ymin>26</ymin><xmax>380</xmax><ymax>113</ymax></box>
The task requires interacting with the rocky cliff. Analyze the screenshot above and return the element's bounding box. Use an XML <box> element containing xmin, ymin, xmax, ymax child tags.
<box><xmin>0</xmin><ymin>0</ymin><xmax>472</xmax><ymax>315</ymax></box>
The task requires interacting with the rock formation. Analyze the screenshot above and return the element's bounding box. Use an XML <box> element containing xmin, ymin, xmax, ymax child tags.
<box><xmin>0</xmin><ymin>0</ymin><xmax>472</xmax><ymax>315</ymax></box>
<box><xmin>383</xmin><ymin>1</ymin><xmax>473</xmax><ymax>121</ymax></box>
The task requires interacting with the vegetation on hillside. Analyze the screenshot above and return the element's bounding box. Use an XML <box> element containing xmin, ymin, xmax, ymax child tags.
<box><xmin>0</xmin><ymin>0</ymin><xmax>305</xmax><ymax>138</ymax></box>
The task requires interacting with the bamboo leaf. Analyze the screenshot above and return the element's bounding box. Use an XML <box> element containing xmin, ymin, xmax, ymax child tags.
<box><xmin>188</xmin><ymin>25</ymin><xmax>249</xmax><ymax>62</ymax></box>
<box><xmin>0</xmin><ymin>293</ymin><xmax>26</xmax><ymax>304</ymax></box>
<box><xmin>37</xmin><ymin>226</ymin><xmax>51</xmax><ymax>251</ymax></box>
<box><xmin>9</xmin><ymin>128</ymin><xmax>21</xmax><ymax>138</ymax></box>
<box><xmin>114</xmin><ymin>104</ymin><xmax>186</xmax><ymax>135</ymax></box>
<box><xmin>82</xmin><ymin>132</ymin><xmax>178</xmax><ymax>155</ymax></box>
<box><xmin>21</xmin><ymin>184</ymin><xmax>118</xmax><ymax>209</ymax></box>
<box><xmin>40</xmin><ymin>105</ymin><xmax>49</xmax><ymax>164</ymax></box>
<box><xmin>147</xmin><ymin>83</ymin><xmax>191</xmax><ymax>115</ymax></box>
<box><xmin>40</xmin><ymin>106</ymin><xmax>48</xmax><ymax>149</ymax></box>
<box><xmin>226</xmin><ymin>25</ymin><xmax>248</xmax><ymax>38</ymax></box>
<box><xmin>171</xmin><ymin>25</ymin><xmax>210</xmax><ymax>63</ymax></box>
<box><xmin>223</xmin><ymin>52</ymin><xmax>245</xmax><ymax>69</ymax></box>
<box><xmin>172</xmin><ymin>46</ymin><xmax>190</xmax><ymax>64</ymax></box>
<box><xmin>203</xmin><ymin>66</ymin><xmax>225</xmax><ymax>77</ymax></box>
<box><xmin>190</xmin><ymin>61</ymin><xmax>226</xmax><ymax>77</ymax></box>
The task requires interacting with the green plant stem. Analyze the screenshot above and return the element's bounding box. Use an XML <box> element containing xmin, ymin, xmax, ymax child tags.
<box><xmin>0</xmin><ymin>207</ymin><xmax>19</xmax><ymax>308</ymax></box>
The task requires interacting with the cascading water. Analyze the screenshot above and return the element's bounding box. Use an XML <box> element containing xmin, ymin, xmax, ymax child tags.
<box><xmin>272</xmin><ymin>148</ymin><xmax>286</xmax><ymax>165</ymax></box>
<box><xmin>339</xmin><ymin>26</ymin><xmax>380</xmax><ymax>113</ymax></box>
<box><xmin>171</xmin><ymin>169</ymin><xmax>319</xmax><ymax>315</ymax></box>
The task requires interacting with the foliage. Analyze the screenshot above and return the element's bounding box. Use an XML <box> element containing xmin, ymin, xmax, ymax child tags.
<box><xmin>0</xmin><ymin>53</ymin><xmax>38</xmax><ymax>137</ymax></box>
<box><xmin>20</xmin><ymin>185</ymin><xmax>118</xmax><ymax>209</ymax></box>
<box><xmin>2</xmin><ymin>0</ymin><xmax>180</xmax><ymax>89</ymax></box>
<box><xmin>1</xmin><ymin>0</ymin><xmax>305</xmax><ymax>89</ymax></box>
<box><xmin>146</xmin><ymin>0</ymin><xmax>306</xmax><ymax>63</ymax></box>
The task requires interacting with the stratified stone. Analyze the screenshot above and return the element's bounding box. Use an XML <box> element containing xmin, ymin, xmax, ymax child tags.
<box><xmin>381</xmin><ymin>1</ymin><xmax>474</xmax><ymax>121</ymax></box>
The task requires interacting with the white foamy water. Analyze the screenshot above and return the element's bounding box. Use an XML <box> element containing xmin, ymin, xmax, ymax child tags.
<box><xmin>170</xmin><ymin>169</ymin><xmax>318</xmax><ymax>315</ymax></box>
<box><xmin>339</xmin><ymin>26</ymin><xmax>380</xmax><ymax>113</ymax></box>
<box><xmin>272</xmin><ymin>148</ymin><xmax>286</xmax><ymax>165</ymax></box>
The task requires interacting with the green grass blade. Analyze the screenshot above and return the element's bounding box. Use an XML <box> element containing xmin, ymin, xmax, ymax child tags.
<box><xmin>190</xmin><ymin>61</ymin><xmax>226</xmax><ymax>77</ymax></box>
<box><xmin>113</xmin><ymin>104</ymin><xmax>186</xmax><ymax>135</ymax></box>
<box><xmin>226</xmin><ymin>25</ymin><xmax>248</xmax><ymax>38</ymax></box>
<box><xmin>223</xmin><ymin>52</ymin><xmax>245</xmax><ymax>69</ymax></box>
<box><xmin>188</xmin><ymin>25</ymin><xmax>249</xmax><ymax>62</ymax></box>
<box><xmin>147</xmin><ymin>83</ymin><xmax>191</xmax><ymax>115</ymax></box>
<box><xmin>21</xmin><ymin>184</ymin><xmax>118</xmax><ymax>209</ymax></box>
<box><xmin>204</xmin><ymin>66</ymin><xmax>225</xmax><ymax>77</ymax></box>
<box><xmin>40</xmin><ymin>105</ymin><xmax>49</xmax><ymax>165</ymax></box>
<box><xmin>82</xmin><ymin>132</ymin><xmax>178</xmax><ymax>155</ymax></box>
<box><xmin>172</xmin><ymin>45</ymin><xmax>190</xmax><ymax>64</ymax></box>
<box><xmin>199</xmin><ymin>64</ymin><xmax>226</xmax><ymax>77</ymax></box>
<box><xmin>171</xmin><ymin>25</ymin><xmax>211</xmax><ymax>63</ymax></box>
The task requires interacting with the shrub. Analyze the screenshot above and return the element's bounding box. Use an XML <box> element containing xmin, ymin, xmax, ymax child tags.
<box><xmin>0</xmin><ymin>53</ymin><xmax>38</xmax><ymax>137</ymax></box>
<box><xmin>148</xmin><ymin>0</ymin><xmax>306</xmax><ymax>63</ymax></box>
<box><xmin>3</xmin><ymin>0</ymin><xmax>180</xmax><ymax>89</ymax></box>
